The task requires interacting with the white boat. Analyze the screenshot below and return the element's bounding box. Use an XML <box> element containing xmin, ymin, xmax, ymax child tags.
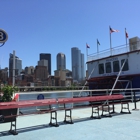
<box><xmin>87</xmin><ymin>37</ymin><xmax>140</xmax><ymax>94</ymax></box>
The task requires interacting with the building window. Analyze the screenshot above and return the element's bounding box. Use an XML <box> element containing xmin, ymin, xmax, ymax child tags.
<box><xmin>121</xmin><ymin>59</ymin><xmax>129</xmax><ymax>71</ymax></box>
<box><xmin>99</xmin><ymin>63</ymin><xmax>104</xmax><ymax>74</ymax></box>
<box><xmin>113</xmin><ymin>60</ymin><xmax>120</xmax><ymax>72</ymax></box>
<box><xmin>106</xmin><ymin>62</ymin><xmax>112</xmax><ymax>73</ymax></box>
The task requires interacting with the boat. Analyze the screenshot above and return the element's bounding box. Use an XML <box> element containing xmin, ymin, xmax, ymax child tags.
<box><xmin>87</xmin><ymin>36</ymin><xmax>140</xmax><ymax>99</ymax></box>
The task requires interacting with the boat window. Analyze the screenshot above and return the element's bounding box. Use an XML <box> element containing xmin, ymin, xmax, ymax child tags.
<box><xmin>106</xmin><ymin>62</ymin><xmax>112</xmax><ymax>73</ymax></box>
<box><xmin>121</xmin><ymin>59</ymin><xmax>129</xmax><ymax>71</ymax></box>
<box><xmin>113</xmin><ymin>60</ymin><xmax>120</xmax><ymax>72</ymax></box>
<box><xmin>99</xmin><ymin>63</ymin><xmax>104</xmax><ymax>74</ymax></box>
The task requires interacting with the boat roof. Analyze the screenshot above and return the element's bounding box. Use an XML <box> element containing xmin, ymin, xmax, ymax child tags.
<box><xmin>87</xmin><ymin>49</ymin><xmax>139</xmax><ymax>64</ymax></box>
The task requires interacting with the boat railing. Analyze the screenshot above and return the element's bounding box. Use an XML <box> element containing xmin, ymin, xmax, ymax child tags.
<box><xmin>87</xmin><ymin>44</ymin><xmax>129</xmax><ymax>62</ymax></box>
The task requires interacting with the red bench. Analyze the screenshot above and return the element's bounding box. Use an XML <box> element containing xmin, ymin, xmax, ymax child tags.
<box><xmin>57</xmin><ymin>94</ymin><xmax>131</xmax><ymax>124</ymax></box>
<box><xmin>0</xmin><ymin>99</ymin><xmax>58</xmax><ymax>135</ymax></box>
<box><xmin>0</xmin><ymin>94</ymin><xmax>131</xmax><ymax>135</ymax></box>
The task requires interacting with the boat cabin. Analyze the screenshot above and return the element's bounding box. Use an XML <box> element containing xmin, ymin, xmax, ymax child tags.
<box><xmin>87</xmin><ymin>37</ymin><xmax>140</xmax><ymax>91</ymax></box>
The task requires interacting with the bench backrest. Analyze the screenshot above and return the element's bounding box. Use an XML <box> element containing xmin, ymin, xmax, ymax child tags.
<box><xmin>0</xmin><ymin>94</ymin><xmax>124</xmax><ymax>110</ymax></box>
<box><xmin>0</xmin><ymin>99</ymin><xmax>57</xmax><ymax>110</ymax></box>
<box><xmin>58</xmin><ymin>97</ymin><xmax>97</xmax><ymax>104</ymax></box>
<box><xmin>58</xmin><ymin>94</ymin><xmax>124</xmax><ymax>104</ymax></box>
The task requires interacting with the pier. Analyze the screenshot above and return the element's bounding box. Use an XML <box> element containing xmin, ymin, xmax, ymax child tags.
<box><xmin>0</xmin><ymin>102</ymin><xmax>140</xmax><ymax>140</ymax></box>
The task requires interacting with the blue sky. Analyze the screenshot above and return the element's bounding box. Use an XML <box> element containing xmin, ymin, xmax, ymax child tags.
<box><xmin>1</xmin><ymin>0</ymin><xmax>140</xmax><ymax>74</ymax></box>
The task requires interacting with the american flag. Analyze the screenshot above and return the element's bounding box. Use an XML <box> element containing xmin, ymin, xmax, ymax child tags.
<box><xmin>110</xmin><ymin>27</ymin><xmax>119</xmax><ymax>33</ymax></box>
<box><xmin>125</xmin><ymin>31</ymin><xmax>128</xmax><ymax>38</ymax></box>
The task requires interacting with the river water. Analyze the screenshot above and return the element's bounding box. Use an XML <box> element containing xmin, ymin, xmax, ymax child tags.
<box><xmin>18</xmin><ymin>91</ymin><xmax>89</xmax><ymax>113</ymax></box>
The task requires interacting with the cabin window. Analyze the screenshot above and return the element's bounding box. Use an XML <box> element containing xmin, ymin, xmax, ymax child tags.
<box><xmin>99</xmin><ymin>63</ymin><xmax>104</xmax><ymax>74</ymax></box>
<box><xmin>121</xmin><ymin>59</ymin><xmax>129</xmax><ymax>71</ymax></box>
<box><xmin>106</xmin><ymin>62</ymin><xmax>112</xmax><ymax>73</ymax></box>
<box><xmin>113</xmin><ymin>60</ymin><xmax>120</xmax><ymax>72</ymax></box>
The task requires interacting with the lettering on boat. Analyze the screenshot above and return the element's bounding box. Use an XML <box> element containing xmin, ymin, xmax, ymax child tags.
<box><xmin>106</xmin><ymin>57</ymin><xmax>118</xmax><ymax>62</ymax></box>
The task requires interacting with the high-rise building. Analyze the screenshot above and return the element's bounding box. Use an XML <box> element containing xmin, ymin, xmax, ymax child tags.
<box><xmin>9</xmin><ymin>53</ymin><xmax>22</xmax><ymax>78</ymax></box>
<box><xmin>25</xmin><ymin>66</ymin><xmax>34</xmax><ymax>75</ymax></box>
<box><xmin>71</xmin><ymin>47</ymin><xmax>85</xmax><ymax>82</ymax></box>
<box><xmin>40</xmin><ymin>53</ymin><xmax>51</xmax><ymax>75</ymax></box>
<box><xmin>0</xmin><ymin>67</ymin><xmax>8</xmax><ymax>83</ymax></box>
<box><xmin>38</xmin><ymin>59</ymin><xmax>48</xmax><ymax>69</ymax></box>
<box><xmin>34</xmin><ymin>66</ymin><xmax>48</xmax><ymax>81</ymax></box>
<box><xmin>57</xmin><ymin>53</ymin><xmax>66</xmax><ymax>70</ymax></box>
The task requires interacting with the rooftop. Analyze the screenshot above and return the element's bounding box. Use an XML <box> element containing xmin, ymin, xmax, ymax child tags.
<box><xmin>1</xmin><ymin>102</ymin><xmax>140</xmax><ymax>140</ymax></box>
<box><xmin>87</xmin><ymin>38</ymin><xmax>140</xmax><ymax>62</ymax></box>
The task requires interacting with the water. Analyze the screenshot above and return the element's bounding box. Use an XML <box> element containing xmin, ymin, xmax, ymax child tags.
<box><xmin>18</xmin><ymin>91</ymin><xmax>89</xmax><ymax>113</ymax></box>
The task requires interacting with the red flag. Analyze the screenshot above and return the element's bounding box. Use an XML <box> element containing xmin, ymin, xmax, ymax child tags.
<box><xmin>86</xmin><ymin>43</ymin><xmax>90</xmax><ymax>48</ymax></box>
<box><xmin>110</xmin><ymin>27</ymin><xmax>119</xmax><ymax>33</ymax></box>
<box><xmin>125</xmin><ymin>31</ymin><xmax>128</xmax><ymax>38</ymax></box>
<box><xmin>13</xmin><ymin>93</ymin><xmax>19</xmax><ymax>101</ymax></box>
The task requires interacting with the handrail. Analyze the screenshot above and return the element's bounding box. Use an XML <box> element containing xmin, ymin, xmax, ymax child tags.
<box><xmin>79</xmin><ymin>62</ymin><xmax>98</xmax><ymax>96</ymax></box>
<box><xmin>87</xmin><ymin>40</ymin><xmax>140</xmax><ymax>62</ymax></box>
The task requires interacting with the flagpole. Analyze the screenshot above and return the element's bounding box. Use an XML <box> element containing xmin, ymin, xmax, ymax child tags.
<box><xmin>86</xmin><ymin>43</ymin><xmax>88</xmax><ymax>75</ymax></box>
<box><xmin>86</xmin><ymin>43</ymin><xmax>88</xmax><ymax>61</ymax></box>
<box><xmin>97</xmin><ymin>39</ymin><xmax>99</xmax><ymax>59</ymax></box>
<box><xmin>125</xmin><ymin>28</ymin><xmax>127</xmax><ymax>47</ymax></box>
<box><xmin>109</xmin><ymin>26</ymin><xmax>112</xmax><ymax>56</ymax></box>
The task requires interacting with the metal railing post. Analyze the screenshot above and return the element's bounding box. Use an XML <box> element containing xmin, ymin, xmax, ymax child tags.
<box><xmin>132</xmin><ymin>91</ymin><xmax>139</xmax><ymax>111</ymax></box>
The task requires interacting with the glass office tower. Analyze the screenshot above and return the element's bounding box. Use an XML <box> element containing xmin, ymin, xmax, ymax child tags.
<box><xmin>57</xmin><ymin>53</ymin><xmax>66</xmax><ymax>70</ymax></box>
<box><xmin>9</xmin><ymin>53</ymin><xmax>22</xmax><ymax>78</ymax></box>
<box><xmin>71</xmin><ymin>47</ymin><xmax>85</xmax><ymax>82</ymax></box>
<box><xmin>40</xmin><ymin>53</ymin><xmax>51</xmax><ymax>75</ymax></box>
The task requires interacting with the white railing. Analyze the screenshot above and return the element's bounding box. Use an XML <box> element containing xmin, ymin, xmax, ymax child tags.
<box><xmin>18</xmin><ymin>88</ymin><xmax>140</xmax><ymax>113</ymax></box>
<box><xmin>88</xmin><ymin>45</ymin><xmax>129</xmax><ymax>62</ymax></box>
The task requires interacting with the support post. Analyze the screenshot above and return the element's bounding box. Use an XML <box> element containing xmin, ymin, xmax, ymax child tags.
<box><xmin>132</xmin><ymin>91</ymin><xmax>139</xmax><ymax>111</ymax></box>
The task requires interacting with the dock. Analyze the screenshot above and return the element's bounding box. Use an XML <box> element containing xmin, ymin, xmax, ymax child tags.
<box><xmin>0</xmin><ymin>102</ymin><xmax>140</xmax><ymax>140</ymax></box>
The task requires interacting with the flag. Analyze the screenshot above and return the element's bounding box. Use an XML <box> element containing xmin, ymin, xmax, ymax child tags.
<box><xmin>12</xmin><ymin>93</ymin><xmax>19</xmax><ymax>101</ymax></box>
<box><xmin>97</xmin><ymin>39</ymin><xmax>100</xmax><ymax>45</ymax></box>
<box><xmin>125</xmin><ymin>30</ymin><xmax>128</xmax><ymax>38</ymax></box>
<box><xmin>110</xmin><ymin>27</ymin><xmax>119</xmax><ymax>33</ymax></box>
<box><xmin>86</xmin><ymin>43</ymin><xmax>90</xmax><ymax>48</ymax></box>
<box><xmin>125</xmin><ymin>28</ymin><xmax>128</xmax><ymax>45</ymax></box>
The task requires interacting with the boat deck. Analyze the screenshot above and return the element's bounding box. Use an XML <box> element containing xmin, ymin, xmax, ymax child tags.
<box><xmin>1</xmin><ymin>102</ymin><xmax>140</xmax><ymax>140</ymax></box>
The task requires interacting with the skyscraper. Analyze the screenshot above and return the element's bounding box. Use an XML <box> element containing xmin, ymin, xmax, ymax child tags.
<box><xmin>34</xmin><ymin>66</ymin><xmax>48</xmax><ymax>81</ymax></box>
<box><xmin>25</xmin><ymin>66</ymin><xmax>34</xmax><ymax>75</ymax></box>
<box><xmin>9</xmin><ymin>53</ymin><xmax>22</xmax><ymax>78</ymax></box>
<box><xmin>71</xmin><ymin>47</ymin><xmax>85</xmax><ymax>82</ymax></box>
<box><xmin>57</xmin><ymin>53</ymin><xmax>66</xmax><ymax>70</ymax></box>
<box><xmin>38</xmin><ymin>59</ymin><xmax>48</xmax><ymax>68</ymax></box>
<box><xmin>40</xmin><ymin>53</ymin><xmax>51</xmax><ymax>75</ymax></box>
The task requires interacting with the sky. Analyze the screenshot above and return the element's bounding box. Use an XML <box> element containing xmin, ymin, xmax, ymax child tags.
<box><xmin>1</xmin><ymin>0</ymin><xmax>140</xmax><ymax>74</ymax></box>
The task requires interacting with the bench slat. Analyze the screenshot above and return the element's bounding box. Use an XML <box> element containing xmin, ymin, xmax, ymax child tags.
<box><xmin>0</xmin><ymin>94</ymin><xmax>125</xmax><ymax>110</ymax></box>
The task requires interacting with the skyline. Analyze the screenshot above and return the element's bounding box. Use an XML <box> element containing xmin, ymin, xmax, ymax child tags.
<box><xmin>1</xmin><ymin>0</ymin><xmax>140</xmax><ymax>74</ymax></box>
